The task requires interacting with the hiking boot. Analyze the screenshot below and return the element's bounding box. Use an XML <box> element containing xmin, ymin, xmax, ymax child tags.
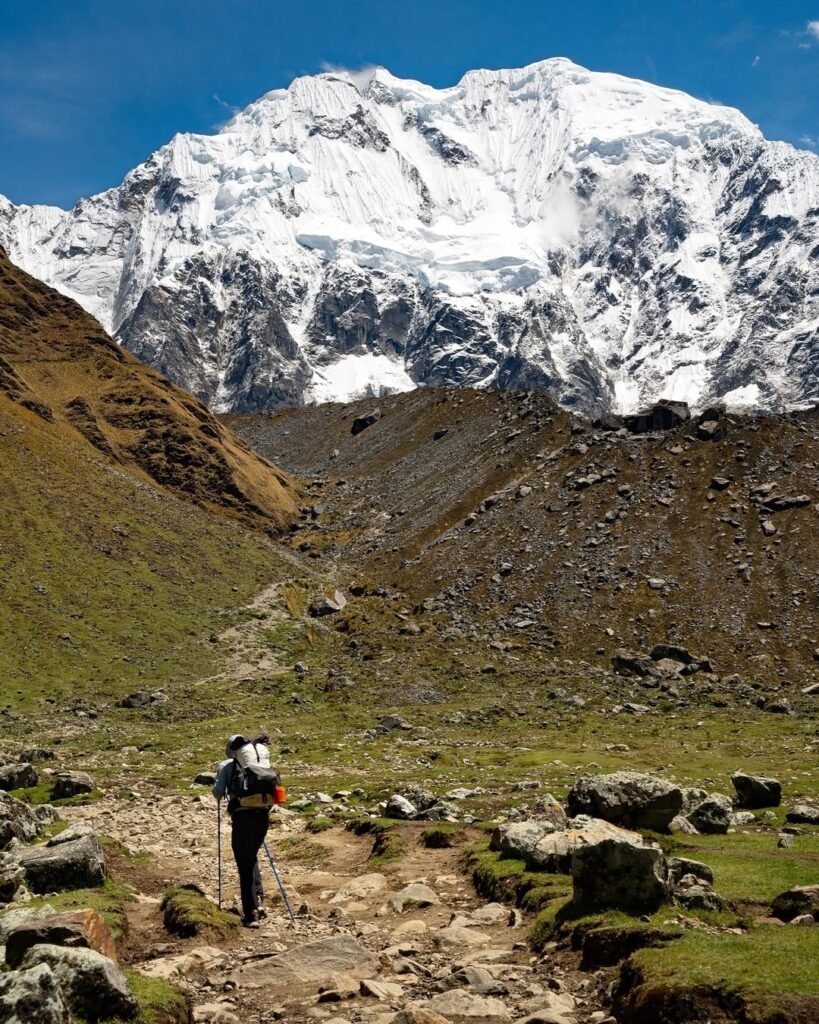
<box><xmin>242</xmin><ymin>911</ymin><xmax>260</xmax><ymax>929</ymax></box>
<box><xmin>257</xmin><ymin>905</ymin><xmax>268</xmax><ymax>920</ymax></box>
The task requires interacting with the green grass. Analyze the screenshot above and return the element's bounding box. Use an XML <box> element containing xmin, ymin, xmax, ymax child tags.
<box><xmin>464</xmin><ymin>839</ymin><xmax>573</xmax><ymax>908</ymax></box>
<box><xmin>160</xmin><ymin>884</ymin><xmax>238</xmax><ymax>939</ymax></box>
<box><xmin>10</xmin><ymin>783</ymin><xmax>103</xmax><ymax>807</ymax></box>
<box><xmin>89</xmin><ymin>973</ymin><xmax>190</xmax><ymax>1024</ymax></box>
<box><xmin>307</xmin><ymin>816</ymin><xmax>334</xmax><ymax>833</ymax></box>
<box><xmin>625</xmin><ymin>925</ymin><xmax>819</xmax><ymax>1019</ymax></box>
<box><xmin>667</xmin><ymin>831</ymin><xmax>819</xmax><ymax>905</ymax></box>
<box><xmin>6</xmin><ymin>878</ymin><xmax>135</xmax><ymax>941</ymax></box>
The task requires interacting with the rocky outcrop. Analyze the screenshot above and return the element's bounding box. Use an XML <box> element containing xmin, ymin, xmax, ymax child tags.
<box><xmin>5</xmin><ymin>909</ymin><xmax>118</xmax><ymax>969</ymax></box>
<box><xmin>0</xmin><ymin>963</ymin><xmax>70</xmax><ymax>1024</ymax></box>
<box><xmin>731</xmin><ymin>771</ymin><xmax>781</xmax><ymax>809</ymax></box>
<box><xmin>19</xmin><ymin>831</ymin><xmax>106</xmax><ymax>893</ymax></box>
<box><xmin>572</xmin><ymin>837</ymin><xmax>668</xmax><ymax>912</ymax></box>
<box><xmin>21</xmin><ymin>945</ymin><xmax>137</xmax><ymax>1021</ymax></box>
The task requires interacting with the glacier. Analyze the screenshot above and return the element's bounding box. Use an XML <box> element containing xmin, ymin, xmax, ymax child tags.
<box><xmin>1</xmin><ymin>57</ymin><xmax>818</xmax><ymax>414</ymax></box>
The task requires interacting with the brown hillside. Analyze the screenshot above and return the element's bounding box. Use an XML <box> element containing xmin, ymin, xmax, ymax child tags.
<box><xmin>0</xmin><ymin>249</ymin><xmax>296</xmax><ymax>531</ymax></box>
<box><xmin>229</xmin><ymin>388</ymin><xmax>819</xmax><ymax>689</ymax></box>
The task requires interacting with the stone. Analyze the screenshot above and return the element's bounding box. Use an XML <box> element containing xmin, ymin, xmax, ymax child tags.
<box><xmin>424</xmin><ymin>988</ymin><xmax>511</xmax><ymax>1020</ymax></box>
<box><xmin>649</xmin><ymin>644</ymin><xmax>695</xmax><ymax>664</ymax></box>
<box><xmin>309</xmin><ymin>590</ymin><xmax>348</xmax><ymax>617</ymax></box>
<box><xmin>194</xmin><ymin>772</ymin><xmax>218</xmax><ymax>786</ymax></box>
<box><xmin>786</xmin><ymin>804</ymin><xmax>819</xmax><ymax>825</ymax></box>
<box><xmin>0</xmin><ymin>852</ymin><xmax>24</xmax><ymax>903</ymax></box>
<box><xmin>572</xmin><ymin>838</ymin><xmax>667</xmax><ymax>913</ymax></box>
<box><xmin>392</xmin><ymin>1009</ymin><xmax>451</xmax><ymax>1024</ymax></box>
<box><xmin>118</xmin><ymin>691</ymin><xmax>153</xmax><ymax>708</ymax></box>
<box><xmin>139</xmin><ymin>946</ymin><xmax>228</xmax><ymax>981</ymax></box>
<box><xmin>438</xmin><ymin>966</ymin><xmax>495</xmax><ymax>991</ymax></box>
<box><xmin>51</xmin><ymin>772</ymin><xmax>95</xmax><ymax>800</ymax></box>
<box><xmin>668</xmin><ymin>857</ymin><xmax>714</xmax><ymax>885</ymax></box>
<box><xmin>457</xmin><ymin>904</ymin><xmax>509</xmax><ymax>927</ymax></box>
<box><xmin>5</xmin><ymin>909</ymin><xmax>118</xmax><ymax>968</ymax></box>
<box><xmin>673</xmin><ymin>875</ymin><xmax>725</xmax><ymax>912</ymax></box>
<box><xmin>433</xmin><ymin>926</ymin><xmax>492</xmax><ymax>949</ymax></box>
<box><xmin>19</xmin><ymin>833</ymin><xmax>106</xmax><ymax>893</ymax></box>
<box><xmin>193</xmin><ymin>1004</ymin><xmax>241</xmax><ymax>1024</ymax></box>
<box><xmin>229</xmin><ymin>935</ymin><xmax>375</xmax><ymax>990</ymax></box>
<box><xmin>0</xmin><ymin>763</ymin><xmax>38</xmax><ymax>791</ymax></box>
<box><xmin>380</xmin><ymin>715</ymin><xmax>413</xmax><ymax>732</ymax></box>
<box><xmin>360</xmin><ymin>979</ymin><xmax>405</xmax><ymax>1000</ymax></box>
<box><xmin>351</xmin><ymin>409</ymin><xmax>382</xmax><ymax>436</ymax></box>
<box><xmin>709</xmin><ymin>477</ymin><xmax>732</xmax><ymax>491</ymax></box>
<box><xmin>731</xmin><ymin>811</ymin><xmax>757</xmax><ymax>827</ymax></box>
<box><xmin>697</xmin><ymin>420</ymin><xmax>726</xmax><ymax>442</ymax></box>
<box><xmin>686</xmin><ymin>794</ymin><xmax>732</xmax><ymax>835</ymax></box>
<box><xmin>332</xmin><ymin>874</ymin><xmax>389</xmax><ymax>902</ymax></box>
<box><xmin>529</xmin><ymin>816</ymin><xmax>640</xmax><ymax>873</ymax></box>
<box><xmin>623</xmin><ymin>401</ymin><xmax>690</xmax><ymax>434</ymax></box>
<box><xmin>567</xmin><ymin>772</ymin><xmax>683</xmax><ymax>832</ymax></box>
<box><xmin>22</xmin><ymin>944</ymin><xmax>137</xmax><ymax>1021</ymax></box>
<box><xmin>391</xmin><ymin>884</ymin><xmax>440</xmax><ymax>913</ymax></box>
<box><xmin>611</xmin><ymin>650</ymin><xmax>659</xmax><ymax>678</ymax></box>
<box><xmin>669</xmin><ymin>815</ymin><xmax>699</xmax><ymax>834</ymax></box>
<box><xmin>490</xmin><ymin>821</ymin><xmax>555</xmax><ymax>861</ymax></box>
<box><xmin>0</xmin><ymin>963</ymin><xmax>70</xmax><ymax>1024</ymax></box>
<box><xmin>731</xmin><ymin>771</ymin><xmax>781</xmax><ymax>809</ymax></box>
<box><xmin>46</xmin><ymin>824</ymin><xmax>95</xmax><ymax>846</ymax></box>
<box><xmin>0</xmin><ymin>905</ymin><xmax>57</xmax><ymax>943</ymax></box>
<box><xmin>532</xmin><ymin>794</ymin><xmax>568</xmax><ymax>826</ymax></box>
<box><xmin>386</xmin><ymin>795</ymin><xmax>418</xmax><ymax>820</ymax></box>
<box><xmin>771</xmin><ymin>885</ymin><xmax>819</xmax><ymax>922</ymax></box>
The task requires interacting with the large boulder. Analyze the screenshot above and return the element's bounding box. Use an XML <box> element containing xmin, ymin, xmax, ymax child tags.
<box><xmin>0</xmin><ymin>963</ymin><xmax>70</xmax><ymax>1024</ymax></box>
<box><xmin>529</xmin><ymin>816</ymin><xmax>641</xmax><ymax>873</ymax></box>
<box><xmin>22</xmin><ymin>945</ymin><xmax>137</xmax><ymax>1020</ymax></box>
<box><xmin>567</xmin><ymin>772</ymin><xmax>683</xmax><ymax>832</ymax></box>
<box><xmin>51</xmin><ymin>772</ymin><xmax>95</xmax><ymax>801</ymax></box>
<box><xmin>771</xmin><ymin>885</ymin><xmax>819</xmax><ymax>923</ymax></box>
<box><xmin>731</xmin><ymin>772</ymin><xmax>781</xmax><ymax>809</ymax></box>
<box><xmin>611</xmin><ymin>650</ymin><xmax>659</xmax><ymax>678</ymax></box>
<box><xmin>309</xmin><ymin>589</ymin><xmax>348</xmax><ymax>617</ymax></box>
<box><xmin>490</xmin><ymin>820</ymin><xmax>557</xmax><ymax>861</ymax></box>
<box><xmin>5</xmin><ymin>909</ymin><xmax>118</xmax><ymax>968</ymax></box>
<box><xmin>572</xmin><ymin>838</ymin><xmax>668</xmax><ymax>913</ymax></box>
<box><xmin>351</xmin><ymin>408</ymin><xmax>382</xmax><ymax>436</ymax></box>
<box><xmin>385</xmin><ymin>794</ymin><xmax>418</xmax><ymax>820</ymax></box>
<box><xmin>19</xmin><ymin>832</ymin><xmax>105</xmax><ymax>893</ymax></box>
<box><xmin>0</xmin><ymin>905</ymin><xmax>57</xmax><ymax>943</ymax></box>
<box><xmin>686</xmin><ymin>794</ymin><xmax>732</xmax><ymax>835</ymax></box>
<box><xmin>0</xmin><ymin>791</ymin><xmax>48</xmax><ymax>849</ymax></box>
<box><xmin>0</xmin><ymin>763</ymin><xmax>38</xmax><ymax>792</ymax></box>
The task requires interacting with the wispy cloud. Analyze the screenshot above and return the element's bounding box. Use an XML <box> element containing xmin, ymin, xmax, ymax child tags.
<box><xmin>807</xmin><ymin>20</ymin><xmax>819</xmax><ymax>42</ymax></box>
<box><xmin>213</xmin><ymin>93</ymin><xmax>239</xmax><ymax>115</ymax></box>
<box><xmin>799</xmin><ymin>134</ymin><xmax>818</xmax><ymax>149</ymax></box>
<box><xmin>319</xmin><ymin>61</ymin><xmax>380</xmax><ymax>93</ymax></box>
<box><xmin>752</xmin><ymin>55</ymin><xmax>761</xmax><ymax>67</ymax></box>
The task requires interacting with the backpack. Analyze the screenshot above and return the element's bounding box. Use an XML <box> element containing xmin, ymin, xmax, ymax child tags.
<box><xmin>228</xmin><ymin>740</ymin><xmax>282</xmax><ymax>807</ymax></box>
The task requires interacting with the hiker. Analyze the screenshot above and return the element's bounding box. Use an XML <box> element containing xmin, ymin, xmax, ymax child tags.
<box><xmin>213</xmin><ymin>733</ymin><xmax>283</xmax><ymax>928</ymax></box>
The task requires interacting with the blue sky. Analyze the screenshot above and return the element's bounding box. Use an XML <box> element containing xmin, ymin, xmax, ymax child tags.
<box><xmin>1</xmin><ymin>0</ymin><xmax>818</xmax><ymax>208</ymax></box>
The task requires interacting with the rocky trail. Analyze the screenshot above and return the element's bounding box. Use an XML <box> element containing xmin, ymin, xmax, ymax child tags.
<box><xmin>63</xmin><ymin>798</ymin><xmax>609</xmax><ymax>1024</ymax></box>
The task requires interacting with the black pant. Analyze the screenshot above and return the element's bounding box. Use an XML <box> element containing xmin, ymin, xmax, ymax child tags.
<box><xmin>230</xmin><ymin>809</ymin><xmax>269</xmax><ymax>919</ymax></box>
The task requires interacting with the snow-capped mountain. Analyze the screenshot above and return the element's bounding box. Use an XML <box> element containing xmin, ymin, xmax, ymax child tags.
<box><xmin>2</xmin><ymin>58</ymin><xmax>818</xmax><ymax>414</ymax></box>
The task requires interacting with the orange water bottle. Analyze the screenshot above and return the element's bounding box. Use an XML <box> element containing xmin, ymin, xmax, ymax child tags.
<box><xmin>274</xmin><ymin>784</ymin><xmax>287</xmax><ymax>805</ymax></box>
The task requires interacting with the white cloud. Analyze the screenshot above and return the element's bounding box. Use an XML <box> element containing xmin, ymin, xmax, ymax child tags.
<box><xmin>752</xmin><ymin>55</ymin><xmax>761</xmax><ymax>66</ymax></box>
<box><xmin>213</xmin><ymin>93</ymin><xmax>239</xmax><ymax>114</ymax></box>
<box><xmin>799</xmin><ymin>134</ymin><xmax>818</xmax><ymax>149</ymax></box>
<box><xmin>807</xmin><ymin>20</ymin><xmax>819</xmax><ymax>41</ymax></box>
<box><xmin>319</xmin><ymin>62</ymin><xmax>380</xmax><ymax>94</ymax></box>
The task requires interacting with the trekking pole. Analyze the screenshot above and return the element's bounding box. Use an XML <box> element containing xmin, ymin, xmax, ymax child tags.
<box><xmin>216</xmin><ymin>798</ymin><xmax>223</xmax><ymax>909</ymax></box>
<box><xmin>262</xmin><ymin>840</ymin><xmax>296</xmax><ymax>925</ymax></box>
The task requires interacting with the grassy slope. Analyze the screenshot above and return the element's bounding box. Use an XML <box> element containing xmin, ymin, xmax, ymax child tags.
<box><xmin>0</xmin><ymin>395</ymin><xmax>288</xmax><ymax>709</ymax></box>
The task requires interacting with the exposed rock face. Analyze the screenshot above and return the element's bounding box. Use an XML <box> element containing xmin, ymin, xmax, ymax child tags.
<box><xmin>229</xmin><ymin>934</ymin><xmax>375</xmax><ymax>990</ymax></box>
<box><xmin>567</xmin><ymin>772</ymin><xmax>683</xmax><ymax>832</ymax></box>
<box><xmin>572</xmin><ymin>837</ymin><xmax>668</xmax><ymax>912</ymax></box>
<box><xmin>3</xmin><ymin>59</ymin><xmax>819</xmax><ymax>414</ymax></box>
<box><xmin>686</xmin><ymin>793</ymin><xmax>732</xmax><ymax>834</ymax></box>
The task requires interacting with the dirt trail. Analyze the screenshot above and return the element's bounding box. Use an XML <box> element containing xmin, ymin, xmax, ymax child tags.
<box><xmin>66</xmin><ymin>797</ymin><xmax>611</xmax><ymax>1024</ymax></box>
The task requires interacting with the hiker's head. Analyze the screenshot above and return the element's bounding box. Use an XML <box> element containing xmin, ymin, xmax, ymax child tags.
<box><xmin>226</xmin><ymin>734</ymin><xmax>247</xmax><ymax>758</ymax></box>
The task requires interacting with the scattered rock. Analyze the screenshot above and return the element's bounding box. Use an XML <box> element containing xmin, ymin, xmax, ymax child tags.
<box><xmin>686</xmin><ymin>794</ymin><xmax>732</xmax><ymax>835</ymax></box>
<box><xmin>786</xmin><ymin>804</ymin><xmax>819</xmax><ymax>825</ymax></box>
<box><xmin>529</xmin><ymin>816</ymin><xmax>642</xmax><ymax>873</ymax></box>
<box><xmin>611</xmin><ymin>650</ymin><xmax>658</xmax><ymax>678</ymax></box>
<box><xmin>673</xmin><ymin>874</ymin><xmax>725</xmax><ymax>912</ymax></box>
<box><xmin>771</xmin><ymin>885</ymin><xmax>819</xmax><ymax>923</ymax></box>
<box><xmin>0</xmin><ymin>763</ymin><xmax>38</xmax><ymax>792</ymax></box>
<box><xmin>230</xmin><ymin>935</ymin><xmax>375</xmax><ymax>989</ymax></box>
<box><xmin>391</xmin><ymin>884</ymin><xmax>440</xmax><ymax>913</ymax></box>
<box><xmin>386</xmin><ymin>795</ymin><xmax>418</xmax><ymax>820</ymax></box>
<box><xmin>668</xmin><ymin>857</ymin><xmax>714</xmax><ymax>885</ymax></box>
<box><xmin>360</xmin><ymin>978</ymin><xmax>405</xmax><ymax>1000</ymax></box>
<box><xmin>351</xmin><ymin>409</ymin><xmax>382</xmax><ymax>436</ymax></box>
<box><xmin>309</xmin><ymin>589</ymin><xmax>348</xmax><ymax>617</ymax></box>
<box><xmin>424</xmin><ymin>988</ymin><xmax>511</xmax><ymax>1020</ymax></box>
<box><xmin>731</xmin><ymin>772</ymin><xmax>781</xmax><ymax>809</ymax></box>
<box><xmin>0</xmin><ymin>852</ymin><xmax>24</xmax><ymax>903</ymax></box>
<box><xmin>51</xmin><ymin>772</ymin><xmax>94</xmax><ymax>800</ymax></box>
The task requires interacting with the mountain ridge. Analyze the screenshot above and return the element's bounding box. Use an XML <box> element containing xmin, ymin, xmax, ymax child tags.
<box><xmin>2</xmin><ymin>58</ymin><xmax>818</xmax><ymax>415</ymax></box>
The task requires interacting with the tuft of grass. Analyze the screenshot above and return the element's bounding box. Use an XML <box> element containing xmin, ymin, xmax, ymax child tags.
<box><xmin>17</xmin><ymin>878</ymin><xmax>134</xmax><ymax>941</ymax></box>
<box><xmin>11</xmin><ymin>783</ymin><xmax>103</xmax><ymax>807</ymax></box>
<box><xmin>464</xmin><ymin>839</ymin><xmax>572</xmax><ymax>908</ymax></box>
<box><xmin>160</xmin><ymin>884</ymin><xmax>238</xmax><ymax>939</ymax></box>
<box><xmin>307</xmin><ymin>816</ymin><xmax>334</xmax><ymax>834</ymax></box>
